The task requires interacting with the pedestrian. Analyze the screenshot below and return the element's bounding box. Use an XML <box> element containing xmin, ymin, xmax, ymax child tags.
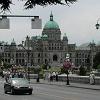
<box><xmin>5</xmin><ymin>71</ymin><xmax>10</xmax><ymax>82</ymax></box>
<box><xmin>18</xmin><ymin>72</ymin><xmax>24</xmax><ymax>78</ymax></box>
<box><xmin>50</xmin><ymin>74</ymin><xmax>53</xmax><ymax>82</ymax></box>
<box><xmin>36</xmin><ymin>74</ymin><xmax>40</xmax><ymax>82</ymax></box>
<box><xmin>48</xmin><ymin>72</ymin><xmax>51</xmax><ymax>82</ymax></box>
<box><xmin>56</xmin><ymin>74</ymin><xmax>58</xmax><ymax>82</ymax></box>
<box><xmin>52</xmin><ymin>72</ymin><xmax>56</xmax><ymax>81</ymax></box>
<box><xmin>89</xmin><ymin>72</ymin><xmax>95</xmax><ymax>85</ymax></box>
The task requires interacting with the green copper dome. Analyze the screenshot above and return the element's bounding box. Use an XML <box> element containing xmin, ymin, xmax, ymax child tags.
<box><xmin>37</xmin><ymin>36</ymin><xmax>41</xmax><ymax>40</ymax></box>
<box><xmin>44</xmin><ymin>21</ymin><xmax>59</xmax><ymax>29</ymax></box>
<box><xmin>42</xmin><ymin>34</ymin><xmax>48</xmax><ymax>40</ymax></box>
<box><xmin>44</xmin><ymin>13</ymin><xmax>59</xmax><ymax>29</ymax></box>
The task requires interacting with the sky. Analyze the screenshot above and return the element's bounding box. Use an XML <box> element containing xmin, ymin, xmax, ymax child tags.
<box><xmin>0</xmin><ymin>0</ymin><xmax>100</xmax><ymax>46</ymax></box>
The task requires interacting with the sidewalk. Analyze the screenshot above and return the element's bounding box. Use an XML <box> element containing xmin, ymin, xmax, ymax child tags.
<box><xmin>30</xmin><ymin>79</ymin><xmax>100</xmax><ymax>91</ymax></box>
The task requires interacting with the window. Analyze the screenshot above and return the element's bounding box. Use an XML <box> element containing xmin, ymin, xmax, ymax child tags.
<box><xmin>19</xmin><ymin>53</ymin><xmax>21</xmax><ymax>57</ymax></box>
<box><xmin>38</xmin><ymin>53</ymin><xmax>40</xmax><ymax>57</ymax></box>
<box><xmin>8</xmin><ymin>53</ymin><xmax>10</xmax><ymax>57</ymax></box>
<box><xmin>45</xmin><ymin>59</ymin><xmax>47</xmax><ymax>64</ymax></box>
<box><xmin>16</xmin><ymin>53</ymin><xmax>18</xmax><ymax>57</ymax></box>
<box><xmin>22</xmin><ymin>53</ymin><xmax>24</xmax><ymax>57</ymax></box>
<box><xmin>38</xmin><ymin>59</ymin><xmax>40</xmax><ymax>63</ymax></box>
<box><xmin>53</xmin><ymin>55</ymin><xmax>57</xmax><ymax>61</ymax></box>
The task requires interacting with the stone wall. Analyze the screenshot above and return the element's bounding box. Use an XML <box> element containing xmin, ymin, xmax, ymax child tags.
<box><xmin>58</xmin><ymin>74</ymin><xmax>100</xmax><ymax>85</ymax></box>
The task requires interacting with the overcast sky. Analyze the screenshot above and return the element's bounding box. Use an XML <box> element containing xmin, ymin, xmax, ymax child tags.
<box><xmin>0</xmin><ymin>0</ymin><xmax>100</xmax><ymax>46</ymax></box>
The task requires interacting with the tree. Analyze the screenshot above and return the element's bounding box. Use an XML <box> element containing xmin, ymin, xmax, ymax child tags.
<box><xmin>0</xmin><ymin>0</ymin><xmax>77</xmax><ymax>12</ymax></box>
<box><xmin>3</xmin><ymin>62</ymin><xmax>12</xmax><ymax>69</ymax></box>
<box><xmin>93</xmin><ymin>52</ymin><xmax>100</xmax><ymax>69</ymax></box>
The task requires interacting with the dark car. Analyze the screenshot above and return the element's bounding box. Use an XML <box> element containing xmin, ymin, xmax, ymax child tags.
<box><xmin>4</xmin><ymin>78</ymin><xmax>33</xmax><ymax>95</ymax></box>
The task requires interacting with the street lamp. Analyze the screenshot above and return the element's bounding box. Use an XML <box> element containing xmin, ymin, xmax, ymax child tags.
<box><xmin>95</xmin><ymin>18</ymin><xmax>100</xmax><ymax>29</ymax></box>
<box><xmin>24</xmin><ymin>59</ymin><xmax>27</xmax><ymax>72</ymax></box>
<box><xmin>89</xmin><ymin>42</ymin><xmax>95</xmax><ymax>71</ymax></box>
<box><xmin>10</xmin><ymin>58</ymin><xmax>14</xmax><ymax>72</ymax></box>
<box><xmin>63</xmin><ymin>53</ymin><xmax>72</xmax><ymax>85</ymax></box>
<box><xmin>20</xmin><ymin>36</ymin><xmax>31</xmax><ymax>82</ymax></box>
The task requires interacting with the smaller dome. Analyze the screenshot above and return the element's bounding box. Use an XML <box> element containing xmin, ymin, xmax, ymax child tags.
<box><xmin>37</xmin><ymin>36</ymin><xmax>41</xmax><ymax>40</ymax></box>
<box><xmin>42</xmin><ymin>34</ymin><xmax>48</xmax><ymax>38</ymax></box>
<box><xmin>63</xmin><ymin>33</ymin><xmax>68</xmax><ymax>41</ymax></box>
<box><xmin>63</xmin><ymin>37</ymin><xmax>68</xmax><ymax>41</ymax></box>
<box><xmin>42</xmin><ymin>34</ymin><xmax>48</xmax><ymax>40</ymax></box>
<box><xmin>11</xmin><ymin>38</ymin><xmax>16</xmax><ymax>46</ymax></box>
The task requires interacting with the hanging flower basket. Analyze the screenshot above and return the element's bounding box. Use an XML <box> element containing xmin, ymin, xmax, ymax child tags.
<box><xmin>63</xmin><ymin>60</ymin><xmax>72</xmax><ymax>70</ymax></box>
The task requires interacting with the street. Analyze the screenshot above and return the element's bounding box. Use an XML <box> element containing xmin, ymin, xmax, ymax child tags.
<box><xmin>0</xmin><ymin>78</ymin><xmax>100</xmax><ymax>100</ymax></box>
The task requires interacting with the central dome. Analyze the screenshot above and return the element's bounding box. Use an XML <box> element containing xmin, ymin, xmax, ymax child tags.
<box><xmin>44</xmin><ymin>13</ymin><xmax>59</xmax><ymax>29</ymax></box>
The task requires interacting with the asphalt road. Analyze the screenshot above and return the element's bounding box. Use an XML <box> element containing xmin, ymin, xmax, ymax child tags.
<box><xmin>0</xmin><ymin>78</ymin><xmax>100</xmax><ymax>100</ymax></box>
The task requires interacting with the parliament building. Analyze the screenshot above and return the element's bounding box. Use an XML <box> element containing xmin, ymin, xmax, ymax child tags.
<box><xmin>0</xmin><ymin>13</ymin><xmax>100</xmax><ymax>69</ymax></box>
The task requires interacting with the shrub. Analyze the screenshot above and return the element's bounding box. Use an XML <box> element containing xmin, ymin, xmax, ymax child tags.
<box><xmin>79</xmin><ymin>66</ymin><xmax>87</xmax><ymax>76</ymax></box>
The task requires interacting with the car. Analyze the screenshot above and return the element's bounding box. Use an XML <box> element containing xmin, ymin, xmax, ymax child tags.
<box><xmin>4</xmin><ymin>78</ymin><xmax>33</xmax><ymax>95</ymax></box>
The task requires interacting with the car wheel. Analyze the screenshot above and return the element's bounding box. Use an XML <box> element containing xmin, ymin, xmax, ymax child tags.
<box><xmin>4</xmin><ymin>87</ymin><xmax>7</xmax><ymax>94</ymax></box>
<box><xmin>4</xmin><ymin>89</ymin><xmax>7</xmax><ymax>94</ymax></box>
<box><xmin>29</xmin><ymin>91</ymin><xmax>32</xmax><ymax>95</ymax></box>
<box><xmin>11</xmin><ymin>88</ymin><xmax>15</xmax><ymax>95</ymax></box>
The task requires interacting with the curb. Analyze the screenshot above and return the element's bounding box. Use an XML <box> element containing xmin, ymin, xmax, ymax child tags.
<box><xmin>68</xmin><ymin>85</ymin><xmax>100</xmax><ymax>91</ymax></box>
<box><xmin>30</xmin><ymin>81</ymin><xmax>100</xmax><ymax>91</ymax></box>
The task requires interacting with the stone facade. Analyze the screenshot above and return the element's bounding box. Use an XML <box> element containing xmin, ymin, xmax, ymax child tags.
<box><xmin>0</xmin><ymin>13</ymin><xmax>99</xmax><ymax>68</ymax></box>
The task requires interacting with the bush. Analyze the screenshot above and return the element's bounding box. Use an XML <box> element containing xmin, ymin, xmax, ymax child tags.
<box><xmin>48</xmin><ymin>67</ymin><xmax>61</xmax><ymax>73</ymax></box>
<box><xmin>79</xmin><ymin>66</ymin><xmax>87</xmax><ymax>76</ymax></box>
<box><xmin>97</xmin><ymin>64</ymin><xmax>100</xmax><ymax>72</ymax></box>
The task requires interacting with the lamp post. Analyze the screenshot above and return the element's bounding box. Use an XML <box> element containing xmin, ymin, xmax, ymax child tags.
<box><xmin>95</xmin><ymin>18</ymin><xmax>100</xmax><ymax>29</ymax></box>
<box><xmin>10</xmin><ymin>58</ymin><xmax>14</xmax><ymax>72</ymax></box>
<box><xmin>27</xmin><ymin>51</ymin><xmax>30</xmax><ymax>82</ymax></box>
<box><xmin>24</xmin><ymin>59</ymin><xmax>27</xmax><ymax>74</ymax></box>
<box><xmin>63</xmin><ymin>53</ymin><xmax>72</xmax><ymax>85</ymax></box>
<box><xmin>21</xmin><ymin>36</ymin><xmax>30</xmax><ymax>82</ymax></box>
<box><xmin>36</xmin><ymin>65</ymin><xmax>40</xmax><ymax>82</ymax></box>
<box><xmin>89</xmin><ymin>42</ymin><xmax>95</xmax><ymax>72</ymax></box>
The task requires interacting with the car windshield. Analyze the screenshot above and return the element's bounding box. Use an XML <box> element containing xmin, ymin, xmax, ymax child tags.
<box><xmin>11</xmin><ymin>78</ymin><xmax>29</xmax><ymax>85</ymax></box>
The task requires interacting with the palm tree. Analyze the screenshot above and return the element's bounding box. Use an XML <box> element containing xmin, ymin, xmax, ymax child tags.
<box><xmin>0</xmin><ymin>0</ymin><xmax>77</xmax><ymax>11</ymax></box>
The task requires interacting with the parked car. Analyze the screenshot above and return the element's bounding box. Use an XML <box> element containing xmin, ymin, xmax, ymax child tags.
<box><xmin>4</xmin><ymin>78</ymin><xmax>33</xmax><ymax>95</ymax></box>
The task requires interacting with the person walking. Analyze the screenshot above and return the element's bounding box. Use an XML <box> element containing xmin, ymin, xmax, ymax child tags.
<box><xmin>89</xmin><ymin>72</ymin><xmax>95</xmax><ymax>85</ymax></box>
<box><xmin>56</xmin><ymin>74</ymin><xmax>58</xmax><ymax>82</ymax></box>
